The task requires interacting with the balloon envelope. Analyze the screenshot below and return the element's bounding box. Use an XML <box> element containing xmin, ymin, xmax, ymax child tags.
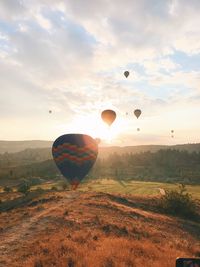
<box><xmin>137</xmin><ymin>128</ymin><xmax>140</xmax><ymax>131</ymax></box>
<box><xmin>124</xmin><ymin>71</ymin><xmax>129</xmax><ymax>78</ymax></box>
<box><xmin>134</xmin><ymin>109</ymin><xmax>141</xmax><ymax>119</ymax></box>
<box><xmin>101</xmin><ymin>109</ymin><xmax>116</xmax><ymax>126</ymax></box>
<box><xmin>49</xmin><ymin>110</ymin><xmax>52</xmax><ymax>114</ymax></box>
<box><xmin>52</xmin><ymin>134</ymin><xmax>98</xmax><ymax>189</ymax></box>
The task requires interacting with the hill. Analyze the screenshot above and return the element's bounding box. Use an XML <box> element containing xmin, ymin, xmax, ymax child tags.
<box><xmin>0</xmin><ymin>140</ymin><xmax>52</xmax><ymax>154</ymax></box>
<box><xmin>0</xmin><ymin>191</ymin><xmax>199</xmax><ymax>267</ymax></box>
<box><xmin>1</xmin><ymin>140</ymin><xmax>200</xmax><ymax>157</ymax></box>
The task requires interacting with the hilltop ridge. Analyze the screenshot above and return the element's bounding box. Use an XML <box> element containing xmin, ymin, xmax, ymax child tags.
<box><xmin>1</xmin><ymin>140</ymin><xmax>200</xmax><ymax>156</ymax></box>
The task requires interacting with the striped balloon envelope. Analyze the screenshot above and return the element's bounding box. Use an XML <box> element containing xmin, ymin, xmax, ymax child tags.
<box><xmin>52</xmin><ymin>134</ymin><xmax>98</xmax><ymax>190</ymax></box>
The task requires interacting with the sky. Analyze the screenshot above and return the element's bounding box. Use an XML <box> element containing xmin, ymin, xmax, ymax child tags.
<box><xmin>0</xmin><ymin>0</ymin><xmax>200</xmax><ymax>146</ymax></box>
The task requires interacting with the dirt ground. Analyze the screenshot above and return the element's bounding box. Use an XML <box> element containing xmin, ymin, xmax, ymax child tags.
<box><xmin>0</xmin><ymin>191</ymin><xmax>199</xmax><ymax>267</ymax></box>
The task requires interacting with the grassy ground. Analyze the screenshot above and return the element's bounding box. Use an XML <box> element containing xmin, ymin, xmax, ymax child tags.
<box><xmin>79</xmin><ymin>179</ymin><xmax>200</xmax><ymax>200</ymax></box>
<box><xmin>0</xmin><ymin>191</ymin><xmax>199</xmax><ymax>267</ymax></box>
<box><xmin>1</xmin><ymin>178</ymin><xmax>200</xmax><ymax>199</ymax></box>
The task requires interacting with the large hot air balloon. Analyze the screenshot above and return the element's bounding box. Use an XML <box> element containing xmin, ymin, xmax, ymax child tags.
<box><xmin>52</xmin><ymin>134</ymin><xmax>98</xmax><ymax>190</ymax></box>
<box><xmin>134</xmin><ymin>109</ymin><xmax>141</xmax><ymax>119</ymax></box>
<box><xmin>124</xmin><ymin>71</ymin><xmax>129</xmax><ymax>78</ymax></box>
<box><xmin>101</xmin><ymin>109</ymin><xmax>116</xmax><ymax>126</ymax></box>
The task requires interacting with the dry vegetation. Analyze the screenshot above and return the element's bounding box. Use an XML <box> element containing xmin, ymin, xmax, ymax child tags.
<box><xmin>0</xmin><ymin>191</ymin><xmax>200</xmax><ymax>267</ymax></box>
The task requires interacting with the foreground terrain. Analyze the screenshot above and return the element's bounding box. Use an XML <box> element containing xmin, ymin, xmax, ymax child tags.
<box><xmin>0</xmin><ymin>190</ymin><xmax>199</xmax><ymax>267</ymax></box>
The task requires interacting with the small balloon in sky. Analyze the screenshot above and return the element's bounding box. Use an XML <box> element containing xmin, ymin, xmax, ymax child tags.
<box><xmin>137</xmin><ymin>128</ymin><xmax>140</xmax><ymax>131</ymax></box>
<box><xmin>101</xmin><ymin>109</ymin><xmax>116</xmax><ymax>126</ymax></box>
<box><xmin>124</xmin><ymin>71</ymin><xmax>129</xmax><ymax>78</ymax></box>
<box><xmin>126</xmin><ymin>112</ymin><xmax>128</xmax><ymax>116</ymax></box>
<box><xmin>49</xmin><ymin>110</ymin><xmax>52</xmax><ymax>114</ymax></box>
<box><xmin>52</xmin><ymin>134</ymin><xmax>98</xmax><ymax>190</ymax></box>
<box><xmin>171</xmin><ymin>135</ymin><xmax>174</xmax><ymax>138</ymax></box>
<box><xmin>134</xmin><ymin>109</ymin><xmax>141</xmax><ymax>119</ymax></box>
<box><xmin>171</xmin><ymin>130</ymin><xmax>174</xmax><ymax>133</ymax></box>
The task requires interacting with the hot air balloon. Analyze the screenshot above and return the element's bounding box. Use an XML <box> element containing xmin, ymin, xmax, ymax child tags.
<box><xmin>134</xmin><ymin>109</ymin><xmax>141</xmax><ymax>119</ymax></box>
<box><xmin>52</xmin><ymin>134</ymin><xmax>98</xmax><ymax>190</ymax></box>
<box><xmin>137</xmin><ymin>128</ymin><xmax>140</xmax><ymax>131</ymax></box>
<box><xmin>124</xmin><ymin>71</ymin><xmax>129</xmax><ymax>78</ymax></box>
<box><xmin>101</xmin><ymin>109</ymin><xmax>116</xmax><ymax>126</ymax></box>
<box><xmin>49</xmin><ymin>110</ymin><xmax>52</xmax><ymax>114</ymax></box>
<box><xmin>171</xmin><ymin>135</ymin><xmax>174</xmax><ymax>138</ymax></box>
<box><xmin>171</xmin><ymin>130</ymin><xmax>174</xmax><ymax>133</ymax></box>
<box><xmin>126</xmin><ymin>112</ymin><xmax>128</xmax><ymax>116</ymax></box>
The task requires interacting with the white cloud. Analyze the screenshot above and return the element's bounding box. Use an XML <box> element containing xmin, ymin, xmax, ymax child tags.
<box><xmin>0</xmin><ymin>0</ymin><xmax>200</xmax><ymax>143</ymax></box>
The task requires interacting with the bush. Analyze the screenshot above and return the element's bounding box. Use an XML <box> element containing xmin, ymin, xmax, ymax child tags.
<box><xmin>29</xmin><ymin>177</ymin><xmax>42</xmax><ymax>186</ymax></box>
<box><xmin>51</xmin><ymin>186</ymin><xmax>57</xmax><ymax>191</ymax></box>
<box><xmin>3</xmin><ymin>186</ymin><xmax>13</xmax><ymax>193</ymax></box>
<box><xmin>18</xmin><ymin>181</ymin><xmax>31</xmax><ymax>195</ymax></box>
<box><xmin>60</xmin><ymin>181</ymin><xmax>68</xmax><ymax>190</ymax></box>
<box><xmin>158</xmin><ymin>184</ymin><xmax>198</xmax><ymax>219</ymax></box>
<box><xmin>35</xmin><ymin>187</ymin><xmax>45</xmax><ymax>193</ymax></box>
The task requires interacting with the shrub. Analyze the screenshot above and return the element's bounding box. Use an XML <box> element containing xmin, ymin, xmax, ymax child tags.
<box><xmin>36</xmin><ymin>187</ymin><xmax>45</xmax><ymax>193</ymax></box>
<box><xmin>60</xmin><ymin>182</ymin><xmax>68</xmax><ymax>190</ymax></box>
<box><xmin>51</xmin><ymin>186</ymin><xmax>57</xmax><ymax>191</ymax></box>
<box><xmin>3</xmin><ymin>186</ymin><xmax>13</xmax><ymax>193</ymax></box>
<box><xmin>158</xmin><ymin>184</ymin><xmax>198</xmax><ymax>219</ymax></box>
<box><xmin>18</xmin><ymin>181</ymin><xmax>31</xmax><ymax>195</ymax></box>
<box><xmin>30</xmin><ymin>177</ymin><xmax>42</xmax><ymax>186</ymax></box>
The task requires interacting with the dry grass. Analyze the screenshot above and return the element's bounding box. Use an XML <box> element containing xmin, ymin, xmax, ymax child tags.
<box><xmin>0</xmin><ymin>191</ymin><xmax>199</xmax><ymax>267</ymax></box>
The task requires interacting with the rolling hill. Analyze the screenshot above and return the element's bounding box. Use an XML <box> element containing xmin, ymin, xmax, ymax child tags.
<box><xmin>1</xmin><ymin>140</ymin><xmax>200</xmax><ymax>157</ymax></box>
<box><xmin>0</xmin><ymin>140</ymin><xmax>52</xmax><ymax>154</ymax></box>
<box><xmin>0</xmin><ymin>190</ymin><xmax>199</xmax><ymax>267</ymax></box>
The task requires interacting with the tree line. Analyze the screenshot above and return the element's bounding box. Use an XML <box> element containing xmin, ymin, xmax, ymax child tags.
<box><xmin>0</xmin><ymin>149</ymin><xmax>200</xmax><ymax>185</ymax></box>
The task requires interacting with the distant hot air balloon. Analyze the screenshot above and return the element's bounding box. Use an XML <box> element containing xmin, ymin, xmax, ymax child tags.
<box><xmin>171</xmin><ymin>130</ymin><xmax>174</xmax><ymax>133</ymax></box>
<box><xmin>52</xmin><ymin>134</ymin><xmax>98</xmax><ymax>190</ymax></box>
<box><xmin>49</xmin><ymin>110</ymin><xmax>52</xmax><ymax>114</ymax></box>
<box><xmin>171</xmin><ymin>135</ymin><xmax>174</xmax><ymax>138</ymax></box>
<box><xmin>137</xmin><ymin>128</ymin><xmax>140</xmax><ymax>131</ymax></box>
<box><xmin>124</xmin><ymin>71</ymin><xmax>129</xmax><ymax>78</ymax></box>
<box><xmin>101</xmin><ymin>109</ymin><xmax>116</xmax><ymax>126</ymax></box>
<box><xmin>126</xmin><ymin>112</ymin><xmax>128</xmax><ymax>116</ymax></box>
<box><xmin>134</xmin><ymin>109</ymin><xmax>141</xmax><ymax>119</ymax></box>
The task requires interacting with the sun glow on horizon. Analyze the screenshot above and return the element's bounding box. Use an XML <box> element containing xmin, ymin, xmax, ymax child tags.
<box><xmin>56</xmin><ymin>114</ymin><xmax>129</xmax><ymax>144</ymax></box>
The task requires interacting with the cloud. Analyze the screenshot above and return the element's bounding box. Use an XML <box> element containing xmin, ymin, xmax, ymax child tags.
<box><xmin>0</xmin><ymin>0</ymin><xmax>200</xmax><ymax>143</ymax></box>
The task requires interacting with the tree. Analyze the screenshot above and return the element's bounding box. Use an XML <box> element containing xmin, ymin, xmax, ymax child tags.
<box><xmin>18</xmin><ymin>181</ymin><xmax>31</xmax><ymax>195</ymax></box>
<box><xmin>3</xmin><ymin>186</ymin><xmax>12</xmax><ymax>193</ymax></box>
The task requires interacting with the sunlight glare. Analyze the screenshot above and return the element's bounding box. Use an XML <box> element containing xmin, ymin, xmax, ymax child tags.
<box><xmin>56</xmin><ymin>113</ymin><xmax>127</xmax><ymax>144</ymax></box>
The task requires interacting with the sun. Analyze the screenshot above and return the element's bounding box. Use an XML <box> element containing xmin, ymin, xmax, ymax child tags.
<box><xmin>57</xmin><ymin>114</ymin><xmax>125</xmax><ymax>144</ymax></box>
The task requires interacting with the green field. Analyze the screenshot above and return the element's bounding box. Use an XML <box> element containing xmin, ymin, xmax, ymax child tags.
<box><xmin>1</xmin><ymin>178</ymin><xmax>200</xmax><ymax>200</ymax></box>
<box><xmin>79</xmin><ymin>179</ymin><xmax>200</xmax><ymax>199</ymax></box>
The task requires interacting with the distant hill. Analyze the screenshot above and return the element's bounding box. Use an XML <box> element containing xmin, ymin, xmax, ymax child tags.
<box><xmin>99</xmin><ymin>143</ymin><xmax>200</xmax><ymax>157</ymax></box>
<box><xmin>99</xmin><ymin>145</ymin><xmax>167</xmax><ymax>158</ymax></box>
<box><xmin>1</xmin><ymin>141</ymin><xmax>200</xmax><ymax>157</ymax></box>
<box><xmin>0</xmin><ymin>140</ymin><xmax>52</xmax><ymax>153</ymax></box>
